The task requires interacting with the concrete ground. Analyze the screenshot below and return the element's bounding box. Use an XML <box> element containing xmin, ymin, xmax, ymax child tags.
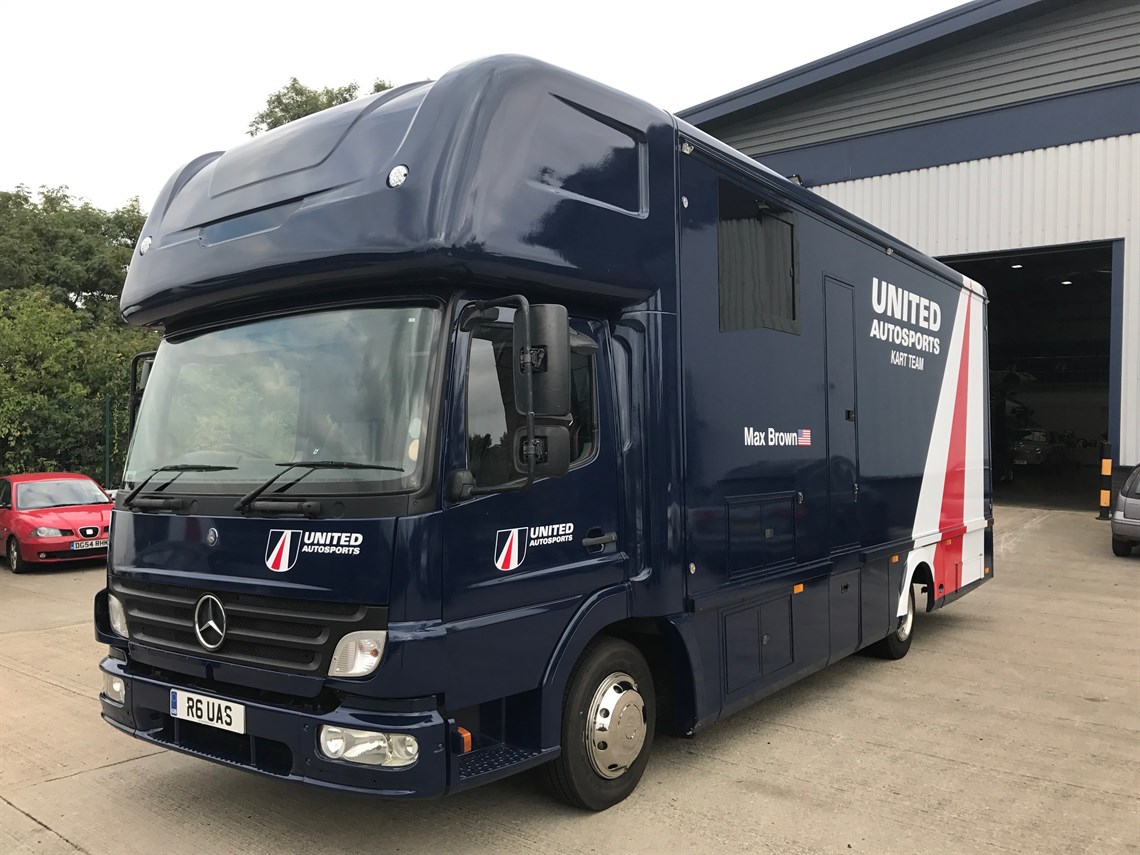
<box><xmin>1</xmin><ymin>505</ymin><xmax>1137</xmax><ymax>854</ymax></box>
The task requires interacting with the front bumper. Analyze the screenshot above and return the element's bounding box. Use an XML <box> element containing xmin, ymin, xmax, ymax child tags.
<box><xmin>20</xmin><ymin>535</ymin><xmax>107</xmax><ymax>562</ymax></box>
<box><xmin>98</xmin><ymin>657</ymin><xmax>448</xmax><ymax>796</ymax></box>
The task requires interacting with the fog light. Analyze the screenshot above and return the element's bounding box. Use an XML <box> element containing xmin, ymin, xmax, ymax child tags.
<box><xmin>318</xmin><ymin>726</ymin><xmax>418</xmax><ymax>767</ymax></box>
<box><xmin>108</xmin><ymin>594</ymin><xmax>128</xmax><ymax>638</ymax></box>
<box><xmin>329</xmin><ymin>631</ymin><xmax>386</xmax><ymax>677</ymax></box>
<box><xmin>103</xmin><ymin>671</ymin><xmax>126</xmax><ymax>703</ymax></box>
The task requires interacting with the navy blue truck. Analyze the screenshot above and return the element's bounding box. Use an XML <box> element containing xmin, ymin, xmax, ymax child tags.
<box><xmin>96</xmin><ymin>55</ymin><xmax>993</xmax><ymax>810</ymax></box>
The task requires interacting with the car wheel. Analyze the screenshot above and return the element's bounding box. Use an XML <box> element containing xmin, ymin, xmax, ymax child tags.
<box><xmin>545</xmin><ymin>637</ymin><xmax>655</xmax><ymax>811</ymax></box>
<box><xmin>870</xmin><ymin>585</ymin><xmax>915</xmax><ymax>660</ymax></box>
<box><xmin>7</xmin><ymin>537</ymin><xmax>29</xmax><ymax>574</ymax></box>
<box><xmin>1112</xmin><ymin>537</ymin><xmax>1134</xmax><ymax>557</ymax></box>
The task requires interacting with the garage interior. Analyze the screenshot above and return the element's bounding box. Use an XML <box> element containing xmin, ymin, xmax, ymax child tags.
<box><xmin>943</xmin><ymin>241</ymin><xmax>1114</xmax><ymax>508</ymax></box>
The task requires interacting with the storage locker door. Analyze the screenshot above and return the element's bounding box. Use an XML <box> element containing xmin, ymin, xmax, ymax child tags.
<box><xmin>825</xmin><ymin>278</ymin><xmax>860</xmax><ymax>549</ymax></box>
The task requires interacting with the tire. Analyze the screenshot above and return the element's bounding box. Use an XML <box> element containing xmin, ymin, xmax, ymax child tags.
<box><xmin>870</xmin><ymin>585</ymin><xmax>915</xmax><ymax>660</ymax></box>
<box><xmin>7</xmin><ymin>537</ymin><xmax>29</xmax><ymax>574</ymax></box>
<box><xmin>1112</xmin><ymin>537</ymin><xmax>1134</xmax><ymax>557</ymax></box>
<box><xmin>545</xmin><ymin>637</ymin><xmax>655</xmax><ymax>811</ymax></box>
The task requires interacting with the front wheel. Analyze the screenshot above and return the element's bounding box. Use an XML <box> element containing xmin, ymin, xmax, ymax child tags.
<box><xmin>7</xmin><ymin>538</ymin><xmax>29</xmax><ymax>574</ymax></box>
<box><xmin>545</xmin><ymin>637</ymin><xmax>655</xmax><ymax>811</ymax></box>
<box><xmin>871</xmin><ymin>585</ymin><xmax>915</xmax><ymax>659</ymax></box>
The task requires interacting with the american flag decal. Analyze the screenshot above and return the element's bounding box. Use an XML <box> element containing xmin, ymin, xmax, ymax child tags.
<box><xmin>798</xmin><ymin>428</ymin><xmax>812</xmax><ymax>446</ymax></box>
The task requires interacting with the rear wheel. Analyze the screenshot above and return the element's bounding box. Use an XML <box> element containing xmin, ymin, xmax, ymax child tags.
<box><xmin>545</xmin><ymin>637</ymin><xmax>655</xmax><ymax>811</ymax></box>
<box><xmin>870</xmin><ymin>585</ymin><xmax>915</xmax><ymax>659</ymax></box>
<box><xmin>1112</xmin><ymin>537</ymin><xmax>1134</xmax><ymax>557</ymax></box>
<box><xmin>7</xmin><ymin>537</ymin><xmax>29</xmax><ymax>574</ymax></box>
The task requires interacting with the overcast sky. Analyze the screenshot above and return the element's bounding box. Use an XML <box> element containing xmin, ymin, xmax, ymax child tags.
<box><xmin>2</xmin><ymin>0</ymin><xmax>964</xmax><ymax>212</ymax></box>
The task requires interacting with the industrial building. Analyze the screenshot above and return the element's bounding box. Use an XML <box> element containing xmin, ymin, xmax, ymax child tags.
<box><xmin>680</xmin><ymin>0</ymin><xmax>1139</xmax><ymax>501</ymax></box>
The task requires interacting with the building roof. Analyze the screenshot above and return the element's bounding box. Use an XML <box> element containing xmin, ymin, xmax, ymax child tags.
<box><xmin>678</xmin><ymin>0</ymin><xmax>1057</xmax><ymax>127</ymax></box>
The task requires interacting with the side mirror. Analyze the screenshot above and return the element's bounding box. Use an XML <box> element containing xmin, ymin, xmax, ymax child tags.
<box><xmin>446</xmin><ymin>469</ymin><xmax>476</xmax><ymax>502</ymax></box>
<box><xmin>130</xmin><ymin>350</ymin><xmax>157</xmax><ymax>430</ymax></box>
<box><xmin>513</xmin><ymin>425</ymin><xmax>570</xmax><ymax>478</ymax></box>
<box><xmin>514</xmin><ymin>305</ymin><xmax>570</xmax><ymax>418</ymax></box>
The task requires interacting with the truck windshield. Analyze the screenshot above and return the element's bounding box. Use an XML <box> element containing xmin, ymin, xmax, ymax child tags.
<box><xmin>124</xmin><ymin>305</ymin><xmax>441</xmax><ymax>495</ymax></box>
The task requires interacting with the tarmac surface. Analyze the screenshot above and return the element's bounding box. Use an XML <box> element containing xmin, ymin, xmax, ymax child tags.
<box><xmin>1</xmin><ymin>503</ymin><xmax>1137</xmax><ymax>854</ymax></box>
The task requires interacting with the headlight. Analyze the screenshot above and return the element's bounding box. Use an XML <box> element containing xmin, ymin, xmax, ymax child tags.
<box><xmin>102</xmin><ymin>671</ymin><xmax>126</xmax><ymax>703</ymax></box>
<box><xmin>329</xmin><ymin>631</ymin><xmax>386</xmax><ymax>677</ymax></box>
<box><xmin>108</xmin><ymin>594</ymin><xmax>129</xmax><ymax>638</ymax></box>
<box><xmin>29</xmin><ymin>527</ymin><xmax>62</xmax><ymax>537</ymax></box>
<box><xmin>318</xmin><ymin>725</ymin><xmax>418</xmax><ymax>767</ymax></box>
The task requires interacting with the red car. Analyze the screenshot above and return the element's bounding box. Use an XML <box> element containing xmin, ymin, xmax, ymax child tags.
<box><xmin>0</xmin><ymin>473</ymin><xmax>113</xmax><ymax>573</ymax></box>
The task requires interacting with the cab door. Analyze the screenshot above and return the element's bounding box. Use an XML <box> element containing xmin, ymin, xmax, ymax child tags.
<box><xmin>441</xmin><ymin>311</ymin><xmax>625</xmax><ymax>630</ymax></box>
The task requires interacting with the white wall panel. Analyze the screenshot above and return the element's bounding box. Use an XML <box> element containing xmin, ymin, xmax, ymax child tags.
<box><xmin>812</xmin><ymin>134</ymin><xmax>1140</xmax><ymax>465</ymax></box>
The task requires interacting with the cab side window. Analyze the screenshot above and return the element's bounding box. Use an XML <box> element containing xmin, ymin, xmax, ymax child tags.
<box><xmin>466</xmin><ymin>324</ymin><xmax>597</xmax><ymax>488</ymax></box>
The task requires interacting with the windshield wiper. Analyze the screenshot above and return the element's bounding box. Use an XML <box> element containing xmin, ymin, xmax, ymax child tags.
<box><xmin>123</xmin><ymin>464</ymin><xmax>238</xmax><ymax>509</ymax></box>
<box><xmin>234</xmin><ymin>460</ymin><xmax>405</xmax><ymax>513</ymax></box>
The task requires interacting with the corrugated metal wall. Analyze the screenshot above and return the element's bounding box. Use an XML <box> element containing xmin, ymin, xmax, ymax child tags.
<box><xmin>716</xmin><ymin>0</ymin><xmax>1140</xmax><ymax>157</ymax></box>
<box><xmin>811</xmin><ymin>133</ymin><xmax>1140</xmax><ymax>466</ymax></box>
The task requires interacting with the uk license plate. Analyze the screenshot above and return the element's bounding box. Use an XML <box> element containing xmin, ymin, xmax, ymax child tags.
<box><xmin>170</xmin><ymin>689</ymin><xmax>246</xmax><ymax>734</ymax></box>
<box><xmin>71</xmin><ymin>539</ymin><xmax>108</xmax><ymax>550</ymax></box>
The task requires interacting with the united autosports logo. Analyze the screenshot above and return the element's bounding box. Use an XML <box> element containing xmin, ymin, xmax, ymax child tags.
<box><xmin>494</xmin><ymin>523</ymin><xmax>575</xmax><ymax>571</ymax></box>
<box><xmin>264</xmin><ymin>529</ymin><xmax>365</xmax><ymax>571</ymax></box>
<box><xmin>495</xmin><ymin>528</ymin><xmax>528</xmax><ymax>571</ymax></box>
<box><xmin>265</xmin><ymin>529</ymin><xmax>301</xmax><ymax>572</ymax></box>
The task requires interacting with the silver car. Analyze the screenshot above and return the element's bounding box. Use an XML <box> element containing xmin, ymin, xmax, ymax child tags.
<box><xmin>1111</xmin><ymin>464</ymin><xmax>1140</xmax><ymax>557</ymax></box>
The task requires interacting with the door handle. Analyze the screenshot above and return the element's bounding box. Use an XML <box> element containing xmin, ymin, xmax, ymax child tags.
<box><xmin>582</xmin><ymin>531</ymin><xmax>617</xmax><ymax>551</ymax></box>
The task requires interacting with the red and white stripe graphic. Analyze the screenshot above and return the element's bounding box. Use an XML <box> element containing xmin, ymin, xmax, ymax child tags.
<box><xmin>902</xmin><ymin>280</ymin><xmax>987</xmax><ymax>616</ymax></box>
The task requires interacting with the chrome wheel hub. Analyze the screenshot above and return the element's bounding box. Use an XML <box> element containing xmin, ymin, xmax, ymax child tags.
<box><xmin>585</xmin><ymin>671</ymin><xmax>645</xmax><ymax>779</ymax></box>
<box><xmin>897</xmin><ymin>589</ymin><xmax>915</xmax><ymax>641</ymax></box>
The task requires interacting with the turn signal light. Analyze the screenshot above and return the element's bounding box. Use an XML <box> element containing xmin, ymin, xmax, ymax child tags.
<box><xmin>108</xmin><ymin>594</ymin><xmax>129</xmax><ymax>638</ymax></box>
<box><xmin>329</xmin><ymin>631</ymin><xmax>386</xmax><ymax>677</ymax></box>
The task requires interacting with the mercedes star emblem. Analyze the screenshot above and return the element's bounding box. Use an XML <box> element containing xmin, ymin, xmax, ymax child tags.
<box><xmin>193</xmin><ymin>594</ymin><xmax>227</xmax><ymax>651</ymax></box>
<box><xmin>206</xmin><ymin>528</ymin><xmax>219</xmax><ymax>547</ymax></box>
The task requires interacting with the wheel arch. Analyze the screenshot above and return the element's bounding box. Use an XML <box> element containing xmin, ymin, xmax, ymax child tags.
<box><xmin>540</xmin><ymin>590</ymin><xmax>698</xmax><ymax>746</ymax></box>
<box><xmin>910</xmin><ymin>560</ymin><xmax>936</xmax><ymax>612</ymax></box>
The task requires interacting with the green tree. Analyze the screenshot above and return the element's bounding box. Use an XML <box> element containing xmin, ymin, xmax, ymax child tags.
<box><xmin>0</xmin><ymin>186</ymin><xmax>145</xmax><ymax>316</ymax></box>
<box><xmin>248</xmin><ymin>77</ymin><xmax>393</xmax><ymax>136</ymax></box>
<box><xmin>0</xmin><ymin>288</ymin><xmax>158</xmax><ymax>481</ymax></box>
